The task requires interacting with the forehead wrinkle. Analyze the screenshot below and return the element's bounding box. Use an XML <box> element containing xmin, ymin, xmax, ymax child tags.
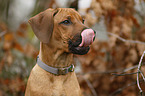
<box><xmin>55</xmin><ymin>8</ymin><xmax>82</xmax><ymax>22</ymax></box>
<box><xmin>68</xmin><ymin>11</ymin><xmax>82</xmax><ymax>22</ymax></box>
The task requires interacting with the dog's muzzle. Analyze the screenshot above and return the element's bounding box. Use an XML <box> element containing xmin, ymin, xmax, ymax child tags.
<box><xmin>68</xmin><ymin>29</ymin><xmax>96</xmax><ymax>55</ymax></box>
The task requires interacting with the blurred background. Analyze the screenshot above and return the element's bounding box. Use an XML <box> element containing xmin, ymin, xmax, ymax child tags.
<box><xmin>0</xmin><ymin>0</ymin><xmax>145</xmax><ymax>96</ymax></box>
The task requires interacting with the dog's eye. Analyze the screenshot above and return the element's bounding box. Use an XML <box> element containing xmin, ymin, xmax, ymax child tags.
<box><xmin>82</xmin><ymin>19</ymin><xmax>85</xmax><ymax>24</ymax></box>
<box><xmin>61</xmin><ymin>20</ymin><xmax>71</xmax><ymax>25</ymax></box>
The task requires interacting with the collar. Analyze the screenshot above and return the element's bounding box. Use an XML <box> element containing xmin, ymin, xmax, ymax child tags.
<box><xmin>36</xmin><ymin>56</ymin><xmax>74</xmax><ymax>75</ymax></box>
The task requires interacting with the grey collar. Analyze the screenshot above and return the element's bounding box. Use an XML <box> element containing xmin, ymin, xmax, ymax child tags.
<box><xmin>36</xmin><ymin>56</ymin><xmax>74</xmax><ymax>75</ymax></box>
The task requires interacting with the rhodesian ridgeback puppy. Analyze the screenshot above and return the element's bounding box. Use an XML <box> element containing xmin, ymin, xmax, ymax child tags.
<box><xmin>25</xmin><ymin>8</ymin><xmax>96</xmax><ymax>96</ymax></box>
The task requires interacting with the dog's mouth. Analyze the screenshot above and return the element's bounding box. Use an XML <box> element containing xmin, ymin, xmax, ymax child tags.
<box><xmin>68</xmin><ymin>29</ymin><xmax>96</xmax><ymax>55</ymax></box>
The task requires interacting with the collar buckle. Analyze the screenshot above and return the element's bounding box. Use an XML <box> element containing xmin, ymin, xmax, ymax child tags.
<box><xmin>58</xmin><ymin>68</ymin><xmax>67</xmax><ymax>75</ymax></box>
<box><xmin>69</xmin><ymin>64</ymin><xmax>74</xmax><ymax>72</ymax></box>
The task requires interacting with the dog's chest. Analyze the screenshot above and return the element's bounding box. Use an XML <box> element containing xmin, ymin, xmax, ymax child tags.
<box><xmin>26</xmin><ymin>65</ymin><xmax>81</xmax><ymax>96</ymax></box>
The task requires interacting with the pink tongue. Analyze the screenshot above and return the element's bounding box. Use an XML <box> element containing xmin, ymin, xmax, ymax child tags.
<box><xmin>79</xmin><ymin>29</ymin><xmax>95</xmax><ymax>47</ymax></box>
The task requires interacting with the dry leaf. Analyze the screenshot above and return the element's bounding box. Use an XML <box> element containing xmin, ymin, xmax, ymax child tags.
<box><xmin>91</xmin><ymin>0</ymin><xmax>103</xmax><ymax>16</ymax></box>
<box><xmin>99</xmin><ymin>0</ymin><xmax>116</xmax><ymax>11</ymax></box>
<box><xmin>7</xmin><ymin>51</ymin><xmax>13</xmax><ymax>66</ymax></box>
<box><xmin>13</xmin><ymin>42</ymin><xmax>24</xmax><ymax>52</ymax></box>
<box><xmin>24</xmin><ymin>43</ymin><xmax>39</xmax><ymax>58</ymax></box>
<box><xmin>108</xmin><ymin>35</ymin><xmax>117</xmax><ymax>48</ymax></box>
<box><xmin>4</xmin><ymin>33</ymin><xmax>14</xmax><ymax>41</ymax></box>
<box><xmin>3</xmin><ymin>41</ymin><xmax>13</xmax><ymax>51</ymax></box>
<box><xmin>128</xmin><ymin>48</ymin><xmax>138</xmax><ymax>63</ymax></box>
<box><xmin>136</xmin><ymin>44</ymin><xmax>145</xmax><ymax>56</ymax></box>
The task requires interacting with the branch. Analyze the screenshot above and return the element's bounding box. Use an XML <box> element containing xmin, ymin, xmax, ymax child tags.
<box><xmin>140</xmin><ymin>70</ymin><xmax>145</xmax><ymax>82</ymax></box>
<box><xmin>112</xmin><ymin>72</ymin><xmax>138</xmax><ymax>76</ymax></box>
<box><xmin>83</xmin><ymin>76</ymin><xmax>97</xmax><ymax>96</ymax></box>
<box><xmin>77</xmin><ymin>62</ymin><xmax>145</xmax><ymax>76</ymax></box>
<box><xmin>109</xmin><ymin>81</ymin><xmax>137</xmax><ymax>96</ymax></box>
<box><xmin>110</xmin><ymin>79</ymin><xmax>144</xmax><ymax>96</ymax></box>
<box><xmin>112</xmin><ymin>63</ymin><xmax>143</xmax><ymax>74</ymax></box>
<box><xmin>137</xmin><ymin>51</ymin><xmax>145</xmax><ymax>95</ymax></box>
<box><xmin>107</xmin><ymin>32</ymin><xmax>145</xmax><ymax>45</ymax></box>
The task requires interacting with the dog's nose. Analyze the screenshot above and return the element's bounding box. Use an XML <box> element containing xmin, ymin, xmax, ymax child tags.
<box><xmin>79</xmin><ymin>29</ymin><xmax>96</xmax><ymax>47</ymax></box>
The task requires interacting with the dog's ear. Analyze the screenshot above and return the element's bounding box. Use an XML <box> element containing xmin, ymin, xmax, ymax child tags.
<box><xmin>28</xmin><ymin>9</ymin><xmax>58</xmax><ymax>43</ymax></box>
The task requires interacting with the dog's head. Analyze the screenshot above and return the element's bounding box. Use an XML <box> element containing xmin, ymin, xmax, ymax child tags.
<box><xmin>29</xmin><ymin>8</ymin><xmax>96</xmax><ymax>55</ymax></box>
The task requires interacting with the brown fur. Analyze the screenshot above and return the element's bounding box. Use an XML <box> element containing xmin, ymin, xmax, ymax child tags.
<box><xmin>25</xmin><ymin>8</ymin><xmax>88</xmax><ymax>96</ymax></box>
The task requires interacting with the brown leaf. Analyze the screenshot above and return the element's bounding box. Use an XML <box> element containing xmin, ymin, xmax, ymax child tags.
<box><xmin>136</xmin><ymin>26</ymin><xmax>145</xmax><ymax>41</ymax></box>
<box><xmin>121</xmin><ymin>19</ymin><xmax>132</xmax><ymax>38</ymax></box>
<box><xmin>3</xmin><ymin>79</ymin><xmax>10</xmax><ymax>85</ymax></box>
<box><xmin>16</xmin><ymin>23</ymin><xmax>28</xmax><ymax>37</ymax></box>
<box><xmin>128</xmin><ymin>48</ymin><xmax>138</xmax><ymax>63</ymax></box>
<box><xmin>4</xmin><ymin>33</ymin><xmax>14</xmax><ymax>41</ymax></box>
<box><xmin>7</xmin><ymin>51</ymin><xmax>13</xmax><ymax>66</ymax></box>
<box><xmin>24</xmin><ymin>43</ymin><xmax>39</xmax><ymax>58</ymax></box>
<box><xmin>85</xmin><ymin>12</ymin><xmax>97</xmax><ymax>27</ymax></box>
<box><xmin>99</xmin><ymin>0</ymin><xmax>116</xmax><ymax>11</ymax></box>
<box><xmin>91</xmin><ymin>0</ymin><xmax>103</xmax><ymax>16</ymax></box>
<box><xmin>19</xmin><ymin>23</ymin><xmax>27</xmax><ymax>30</ymax></box>
<box><xmin>109</xmin><ymin>35</ymin><xmax>117</xmax><ymax>48</ymax></box>
<box><xmin>16</xmin><ymin>30</ymin><xmax>25</xmax><ymax>37</ymax></box>
<box><xmin>130</xmin><ymin>16</ymin><xmax>140</xmax><ymax>28</ymax></box>
<box><xmin>136</xmin><ymin>44</ymin><xmax>145</xmax><ymax>56</ymax></box>
<box><xmin>13</xmin><ymin>42</ymin><xmax>24</xmax><ymax>52</ymax></box>
<box><xmin>9</xmin><ymin>77</ymin><xmax>24</xmax><ymax>92</ymax></box>
<box><xmin>3</xmin><ymin>41</ymin><xmax>13</xmax><ymax>51</ymax></box>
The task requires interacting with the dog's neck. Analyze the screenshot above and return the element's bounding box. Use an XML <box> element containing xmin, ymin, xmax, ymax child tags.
<box><xmin>39</xmin><ymin>42</ymin><xmax>73</xmax><ymax>68</ymax></box>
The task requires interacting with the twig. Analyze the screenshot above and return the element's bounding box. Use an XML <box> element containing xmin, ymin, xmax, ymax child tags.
<box><xmin>114</xmin><ymin>62</ymin><xmax>145</xmax><ymax>74</ymax></box>
<box><xmin>140</xmin><ymin>70</ymin><xmax>145</xmax><ymax>82</ymax></box>
<box><xmin>122</xmin><ymin>65</ymin><xmax>138</xmax><ymax>73</ymax></box>
<box><xmin>110</xmin><ymin>79</ymin><xmax>144</xmax><ymax>96</ymax></box>
<box><xmin>112</xmin><ymin>72</ymin><xmax>138</xmax><ymax>76</ymax></box>
<box><xmin>77</xmin><ymin>62</ymin><xmax>145</xmax><ymax>76</ymax></box>
<box><xmin>109</xmin><ymin>81</ymin><xmax>137</xmax><ymax>96</ymax></box>
<box><xmin>107</xmin><ymin>32</ymin><xmax>145</xmax><ymax>45</ymax></box>
<box><xmin>137</xmin><ymin>51</ymin><xmax>145</xmax><ymax>95</ymax></box>
<box><xmin>83</xmin><ymin>76</ymin><xmax>97</xmax><ymax>96</ymax></box>
<box><xmin>81</xmin><ymin>70</ymin><xmax>119</xmax><ymax>75</ymax></box>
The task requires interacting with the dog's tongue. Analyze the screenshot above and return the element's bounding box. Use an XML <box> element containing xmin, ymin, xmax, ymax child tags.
<box><xmin>79</xmin><ymin>29</ymin><xmax>95</xmax><ymax>47</ymax></box>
